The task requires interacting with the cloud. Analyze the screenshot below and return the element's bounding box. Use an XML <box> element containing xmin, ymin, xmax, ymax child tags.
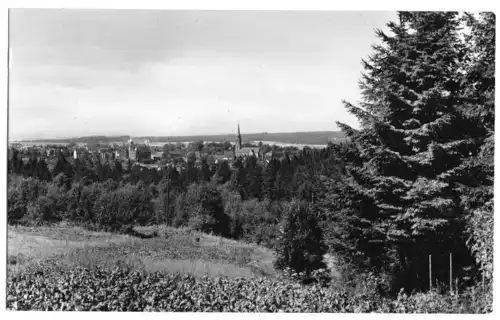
<box><xmin>9</xmin><ymin>10</ymin><xmax>398</xmax><ymax>139</ymax></box>
<box><xmin>11</xmin><ymin>61</ymin><xmax>154</xmax><ymax>90</ymax></box>
<box><xmin>9</xmin><ymin>49</ymin><xmax>362</xmax><ymax>138</ymax></box>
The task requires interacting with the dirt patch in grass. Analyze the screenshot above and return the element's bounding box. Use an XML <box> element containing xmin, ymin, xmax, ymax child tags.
<box><xmin>136</xmin><ymin>225</ymin><xmax>277</xmax><ymax>277</ymax></box>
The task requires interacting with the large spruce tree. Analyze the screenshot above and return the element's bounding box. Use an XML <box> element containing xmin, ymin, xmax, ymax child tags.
<box><xmin>336</xmin><ymin>12</ymin><xmax>488</xmax><ymax>293</ymax></box>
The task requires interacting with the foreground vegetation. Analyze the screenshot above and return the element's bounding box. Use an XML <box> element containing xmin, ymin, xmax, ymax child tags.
<box><xmin>7</xmin><ymin>263</ymin><xmax>491</xmax><ymax>312</ymax></box>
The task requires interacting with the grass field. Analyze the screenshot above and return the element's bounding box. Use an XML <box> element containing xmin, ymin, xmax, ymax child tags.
<box><xmin>7</xmin><ymin>223</ymin><xmax>277</xmax><ymax>279</ymax></box>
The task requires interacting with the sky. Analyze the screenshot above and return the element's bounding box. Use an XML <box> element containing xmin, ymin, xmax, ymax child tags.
<box><xmin>9</xmin><ymin>9</ymin><xmax>398</xmax><ymax>140</ymax></box>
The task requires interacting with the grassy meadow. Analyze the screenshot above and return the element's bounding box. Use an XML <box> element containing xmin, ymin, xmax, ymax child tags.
<box><xmin>7</xmin><ymin>223</ymin><xmax>277</xmax><ymax>279</ymax></box>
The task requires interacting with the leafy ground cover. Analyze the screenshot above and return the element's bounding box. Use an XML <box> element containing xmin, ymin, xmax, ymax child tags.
<box><xmin>7</xmin><ymin>265</ymin><xmax>491</xmax><ymax>312</ymax></box>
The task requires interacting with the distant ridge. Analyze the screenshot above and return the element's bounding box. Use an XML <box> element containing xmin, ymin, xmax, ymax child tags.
<box><xmin>19</xmin><ymin>131</ymin><xmax>346</xmax><ymax>146</ymax></box>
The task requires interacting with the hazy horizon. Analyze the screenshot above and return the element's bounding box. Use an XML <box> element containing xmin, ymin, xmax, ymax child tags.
<box><xmin>9</xmin><ymin>9</ymin><xmax>398</xmax><ymax>140</ymax></box>
<box><xmin>10</xmin><ymin>130</ymin><xmax>343</xmax><ymax>142</ymax></box>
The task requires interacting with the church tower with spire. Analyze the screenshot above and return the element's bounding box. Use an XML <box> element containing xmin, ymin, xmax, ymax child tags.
<box><xmin>234</xmin><ymin>121</ymin><xmax>242</xmax><ymax>156</ymax></box>
<box><xmin>237</xmin><ymin>121</ymin><xmax>242</xmax><ymax>149</ymax></box>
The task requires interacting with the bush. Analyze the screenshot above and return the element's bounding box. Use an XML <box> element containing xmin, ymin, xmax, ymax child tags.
<box><xmin>7</xmin><ymin>177</ymin><xmax>48</xmax><ymax>224</ymax></box>
<box><xmin>274</xmin><ymin>198</ymin><xmax>327</xmax><ymax>278</ymax></box>
<box><xmin>173</xmin><ymin>192</ymin><xmax>190</xmax><ymax>227</ymax></box>
<box><xmin>467</xmin><ymin>199</ymin><xmax>493</xmax><ymax>282</ymax></box>
<box><xmin>217</xmin><ymin>182</ymin><xmax>282</xmax><ymax>246</ymax></box>
<box><xmin>26</xmin><ymin>196</ymin><xmax>54</xmax><ymax>224</ymax></box>
<box><xmin>7</xmin><ymin>187</ymin><xmax>27</xmax><ymax>224</ymax></box>
<box><xmin>185</xmin><ymin>183</ymin><xmax>230</xmax><ymax>237</ymax></box>
<box><xmin>44</xmin><ymin>183</ymin><xmax>69</xmax><ymax>221</ymax></box>
<box><xmin>75</xmin><ymin>183</ymin><xmax>104</xmax><ymax>223</ymax></box>
<box><xmin>92</xmin><ymin>184</ymin><xmax>155</xmax><ymax>231</ymax></box>
<box><xmin>386</xmin><ymin>285</ymin><xmax>492</xmax><ymax>313</ymax></box>
<box><xmin>52</xmin><ymin>173</ymin><xmax>72</xmax><ymax>191</ymax></box>
<box><xmin>218</xmin><ymin>185</ymin><xmax>244</xmax><ymax>238</ymax></box>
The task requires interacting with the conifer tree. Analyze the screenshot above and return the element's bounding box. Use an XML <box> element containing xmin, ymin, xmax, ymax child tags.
<box><xmin>114</xmin><ymin>160</ymin><xmax>123</xmax><ymax>181</ymax></box>
<box><xmin>336</xmin><ymin>12</ymin><xmax>486</xmax><ymax>292</ymax></box>
<box><xmin>94</xmin><ymin>161</ymin><xmax>104</xmax><ymax>182</ymax></box>
<box><xmin>125</xmin><ymin>159</ymin><xmax>132</xmax><ymax>172</ymax></box>
<box><xmin>36</xmin><ymin>158</ymin><xmax>52</xmax><ymax>182</ymax></box>
<box><xmin>275</xmin><ymin>157</ymin><xmax>294</xmax><ymax>200</ymax></box>
<box><xmin>183</xmin><ymin>161</ymin><xmax>198</xmax><ymax>187</ymax></box>
<box><xmin>102</xmin><ymin>161</ymin><xmax>113</xmax><ymax>181</ymax></box>
<box><xmin>262</xmin><ymin>158</ymin><xmax>279</xmax><ymax>200</ymax></box>
<box><xmin>459</xmin><ymin>12</ymin><xmax>495</xmax><ymax>283</ymax></box>
<box><xmin>230</xmin><ymin>158</ymin><xmax>248</xmax><ymax>199</ymax></box>
<box><xmin>10</xmin><ymin>148</ymin><xmax>23</xmax><ymax>174</ymax></box>
<box><xmin>73</xmin><ymin>158</ymin><xmax>83</xmax><ymax>181</ymax></box>
<box><xmin>23</xmin><ymin>153</ymin><xmax>38</xmax><ymax>178</ymax></box>
<box><xmin>53</xmin><ymin>150</ymin><xmax>74</xmax><ymax>181</ymax></box>
<box><xmin>215</xmin><ymin>160</ymin><xmax>231</xmax><ymax>184</ymax></box>
<box><xmin>245</xmin><ymin>156</ymin><xmax>263</xmax><ymax>199</ymax></box>
<box><xmin>167</xmin><ymin>166</ymin><xmax>181</xmax><ymax>192</ymax></box>
<box><xmin>198</xmin><ymin>157</ymin><xmax>212</xmax><ymax>182</ymax></box>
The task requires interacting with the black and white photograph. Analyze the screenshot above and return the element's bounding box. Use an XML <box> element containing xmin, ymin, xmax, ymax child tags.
<box><xmin>4</xmin><ymin>2</ymin><xmax>495</xmax><ymax>314</ymax></box>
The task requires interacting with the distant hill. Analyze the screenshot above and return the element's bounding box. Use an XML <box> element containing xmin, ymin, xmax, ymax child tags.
<box><xmin>20</xmin><ymin>136</ymin><xmax>130</xmax><ymax>144</ymax></box>
<box><xmin>19</xmin><ymin>131</ymin><xmax>345</xmax><ymax>146</ymax></box>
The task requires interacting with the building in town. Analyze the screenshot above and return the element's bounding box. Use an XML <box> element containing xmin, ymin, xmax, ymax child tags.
<box><xmin>98</xmin><ymin>148</ymin><xmax>115</xmax><ymax>161</ymax></box>
<box><xmin>115</xmin><ymin>148</ymin><xmax>128</xmax><ymax>160</ymax></box>
<box><xmin>234</xmin><ymin>122</ymin><xmax>260</xmax><ymax>158</ymax></box>
<box><xmin>73</xmin><ymin>148</ymin><xmax>88</xmax><ymax>160</ymax></box>
<box><xmin>151</xmin><ymin>151</ymin><xmax>164</xmax><ymax>161</ymax></box>
<box><xmin>128</xmin><ymin>138</ymin><xmax>152</xmax><ymax>162</ymax></box>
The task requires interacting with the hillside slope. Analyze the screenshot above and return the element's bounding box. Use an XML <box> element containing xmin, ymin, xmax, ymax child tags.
<box><xmin>8</xmin><ymin>224</ymin><xmax>276</xmax><ymax>279</ymax></box>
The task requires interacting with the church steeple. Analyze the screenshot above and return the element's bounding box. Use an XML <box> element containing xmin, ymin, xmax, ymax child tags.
<box><xmin>237</xmin><ymin>121</ymin><xmax>242</xmax><ymax>149</ymax></box>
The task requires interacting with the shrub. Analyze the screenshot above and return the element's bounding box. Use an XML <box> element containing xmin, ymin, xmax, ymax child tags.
<box><xmin>217</xmin><ymin>182</ymin><xmax>282</xmax><ymax>246</ymax></box>
<box><xmin>7</xmin><ymin>177</ymin><xmax>47</xmax><ymax>224</ymax></box>
<box><xmin>7</xmin><ymin>186</ymin><xmax>27</xmax><ymax>224</ymax></box>
<box><xmin>274</xmin><ymin>198</ymin><xmax>327</xmax><ymax>278</ymax></box>
<box><xmin>186</xmin><ymin>183</ymin><xmax>230</xmax><ymax>237</ymax></box>
<box><xmin>44</xmin><ymin>183</ymin><xmax>69</xmax><ymax>221</ymax></box>
<box><xmin>92</xmin><ymin>184</ymin><xmax>155</xmax><ymax>231</ymax></box>
<box><xmin>466</xmin><ymin>199</ymin><xmax>493</xmax><ymax>282</ymax></box>
<box><xmin>52</xmin><ymin>173</ymin><xmax>72</xmax><ymax>191</ymax></box>
<box><xmin>173</xmin><ymin>192</ymin><xmax>190</xmax><ymax>227</ymax></box>
<box><xmin>26</xmin><ymin>196</ymin><xmax>54</xmax><ymax>224</ymax></box>
<box><xmin>76</xmin><ymin>183</ymin><xmax>103</xmax><ymax>223</ymax></box>
<box><xmin>218</xmin><ymin>185</ymin><xmax>244</xmax><ymax>238</ymax></box>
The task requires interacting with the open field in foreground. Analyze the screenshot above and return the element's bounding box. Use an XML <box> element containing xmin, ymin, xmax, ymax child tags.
<box><xmin>7</xmin><ymin>223</ymin><xmax>276</xmax><ymax>279</ymax></box>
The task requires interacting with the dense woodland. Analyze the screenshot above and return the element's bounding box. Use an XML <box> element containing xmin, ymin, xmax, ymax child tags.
<box><xmin>7</xmin><ymin>12</ymin><xmax>494</xmax><ymax>300</ymax></box>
